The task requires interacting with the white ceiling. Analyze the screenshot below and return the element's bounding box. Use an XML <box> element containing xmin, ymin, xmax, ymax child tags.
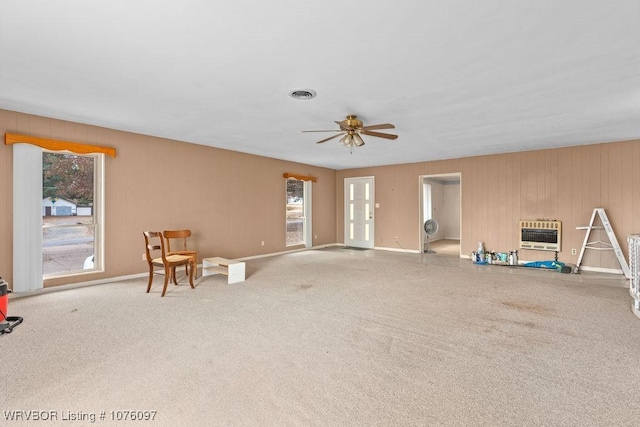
<box><xmin>1</xmin><ymin>1</ymin><xmax>639</xmax><ymax>170</ymax></box>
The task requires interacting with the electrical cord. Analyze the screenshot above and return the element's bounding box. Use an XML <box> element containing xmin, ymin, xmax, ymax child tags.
<box><xmin>0</xmin><ymin>308</ymin><xmax>24</xmax><ymax>336</ymax></box>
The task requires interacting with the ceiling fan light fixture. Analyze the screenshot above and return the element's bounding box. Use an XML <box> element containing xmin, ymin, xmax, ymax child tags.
<box><xmin>303</xmin><ymin>114</ymin><xmax>397</xmax><ymax>150</ymax></box>
<box><xmin>289</xmin><ymin>89</ymin><xmax>317</xmax><ymax>100</ymax></box>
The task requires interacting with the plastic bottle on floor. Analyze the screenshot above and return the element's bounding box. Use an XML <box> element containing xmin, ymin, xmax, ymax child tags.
<box><xmin>477</xmin><ymin>242</ymin><xmax>485</xmax><ymax>258</ymax></box>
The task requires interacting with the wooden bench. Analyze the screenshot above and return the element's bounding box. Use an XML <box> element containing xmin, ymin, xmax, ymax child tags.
<box><xmin>202</xmin><ymin>257</ymin><xmax>245</xmax><ymax>284</ymax></box>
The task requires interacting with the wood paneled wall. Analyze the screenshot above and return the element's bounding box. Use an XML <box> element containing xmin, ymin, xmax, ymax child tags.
<box><xmin>1</xmin><ymin>106</ymin><xmax>638</xmax><ymax>287</ymax></box>
<box><xmin>337</xmin><ymin>140</ymin><xmax>640</xmax><ymax>270</ymax></box>
<box><xmin>0</xmin><ymin>109</ymin><xmax>336</xmax><ymax>288</ymax></box>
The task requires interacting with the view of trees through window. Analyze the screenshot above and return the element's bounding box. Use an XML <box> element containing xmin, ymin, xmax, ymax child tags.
<box><xmin>43</xmin><ymin>152</ymin><xmax>94</xmax><ymax>205</ymax></box>
<box><xmin>286</xmin><ymin>179</ymin><xmax>304</xmax><ymax>246</ymax></box>
<box><xmin>42</xmin><ymin>152</ymin><xmax>96</xmax><ymax>275</ymax></box>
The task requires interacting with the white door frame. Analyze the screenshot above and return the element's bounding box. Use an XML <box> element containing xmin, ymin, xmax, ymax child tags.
<box><xmin>303</xmin><ymin>180</ymin><xmax>312</xmax><ymax>248</ymax></box>
<box><xmin>418</xmin><ymin>173</ymin><xmax>462</xmax><ymax>255</ymax></box>
<box><xmin>344</xmin><ymin>176</ymin><xmax>375</xmax><ymax>249</ymax></box>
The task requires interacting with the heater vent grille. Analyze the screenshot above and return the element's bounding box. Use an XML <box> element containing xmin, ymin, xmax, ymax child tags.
<box><xmin>519</xmin><ymin>220</ymin><xmax>561</xmax><ymax>251</ymax></box>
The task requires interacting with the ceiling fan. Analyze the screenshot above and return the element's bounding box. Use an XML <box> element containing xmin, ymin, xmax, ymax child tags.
<box><xmin>302</xmin><ymin>115</ymin><xmax>398</xmax><ymax>148</ymax></box>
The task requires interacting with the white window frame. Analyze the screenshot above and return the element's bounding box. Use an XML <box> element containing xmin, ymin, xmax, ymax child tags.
<box><xmin>42</xmin><ymin>151</ymin><xmax>105</xmax><ymax>279</ymax></box>
<box><xmin>303</xmin><ymin>180</ymin><xmax>312</xmax><ymax>248</ymax></box>
<box><xmin>13</xmin><ymin>147</ymin><xmax>105</xmax><ymax>292</ymax></box>
<box><xmin>285</xmin><ymin>178</ymin><xmax>312</xmax><ymax>247</ymax></box>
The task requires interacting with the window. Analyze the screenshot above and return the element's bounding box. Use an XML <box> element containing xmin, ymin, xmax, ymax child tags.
<box><xmin>42</xmin><ymin>151</ymin><xmax>104</xmax><ymax>276</ymax></box>
<box><xmin>283</xmin><ymin>173</ymin><xmax>314</xmax><ymax>248</ymax></box>
<box><xmin>286</xmin><ymin>178</ymin><xmax>305</xmax><ymax>246</ymax></box>
<box><xmin>8</xmin><ymin>133</ymin><xmax>114</xmax><ymax>292</ymax></box>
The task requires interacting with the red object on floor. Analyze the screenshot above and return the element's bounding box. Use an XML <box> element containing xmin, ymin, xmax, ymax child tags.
<box><xmin>0</xmin><ymin>281</ymin><xmax>8</xmax><ymax>320</ymax></box>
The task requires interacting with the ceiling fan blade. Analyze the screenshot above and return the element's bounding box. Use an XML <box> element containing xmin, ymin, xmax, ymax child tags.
<box><xmin>302</xmin><ymin>130</ymin><xmax>342</xmax><ymax>133</ymax></box>
<box><xmin>315</xmin><ymin>133</ymin><xmax>345</xmax><ymax>144</ymax></box>
<box><xmin>361</xmin><ymin>123</ymin><xmax>395</xmax><ymax>131</ymax></box>
<box><xmin>361</xmin><ymin>130</ymin><xmax>398</xmax><ymax>140</ymax></box>
<box><xmin>354</xmin><ymin>134</ymin><xmax>365</xmax><ymax>147</ymax></box>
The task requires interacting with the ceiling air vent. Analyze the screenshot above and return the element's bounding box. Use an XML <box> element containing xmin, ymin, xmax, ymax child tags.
<box><xmin>289</xmin><ymin>89</ymin><xmax>317</xmax><ymax>100</ymax></box>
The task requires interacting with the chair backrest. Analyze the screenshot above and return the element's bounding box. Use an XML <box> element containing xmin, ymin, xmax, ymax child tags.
<box><xmin>143</xmin><ymin>231</ymin><xmax>167</xmax><ymax>263</ymax></box>
<box><xmin>163</xmin><ymin>229</ymin><xmax>192</xmax><ymax>253</ymax></box>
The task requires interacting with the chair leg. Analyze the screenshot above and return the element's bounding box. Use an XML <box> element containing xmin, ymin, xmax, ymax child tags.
<box><xmin>146</xmin><ymin>269</ymin><xmax>153</xmax><ymax>293</ymax></box>
<box><xmin>190</xmin><ymin>256</ymin><xmax>198</xmax><ymax>278</ymax></box>
<box><xmin>172</xmin><ymin>266</ymin><xmax>178</xmax><ymax>285</ymax></box>
<box><xmin>161</xmin><ymin>267</ymin><xmax>170</xmax><ymax>297</ymax></box>
<box><xmin>188</xmin><ymin>260</ymin><xmax>195</xmax><ymax>289</ymax></box>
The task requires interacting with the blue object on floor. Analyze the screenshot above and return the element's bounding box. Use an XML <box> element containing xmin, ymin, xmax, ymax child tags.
<box><xmin>523</xmin><ymin>260</ymin><xmax>570</xmax><ymax>273</ymax></box>
<box><xmin>524</xmin><ymin>260</ymin><xmax>563</xmax><ymax>269</ymax></box>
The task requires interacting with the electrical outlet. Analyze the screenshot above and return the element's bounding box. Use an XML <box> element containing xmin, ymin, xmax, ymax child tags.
<box><xmin>142</xmin><ymin>253</ymin><xmax>146</xmax><ymax>261</ymax></box>
<box><xmin>261</xmin><ymin>241</ymin><xmax>265</xmax><ymax>246</ymax></box>
<box><xmin>314</xmin><ymin>234</ymin><xmax>318</xmax><ymax>239</ymax></box>
<box><xmin>571</xmin><ymin>248</ymin><xmax>577</xmax><ymax>255</ymax></box>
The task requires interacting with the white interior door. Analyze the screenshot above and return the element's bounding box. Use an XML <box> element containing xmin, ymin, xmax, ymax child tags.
<box><xmin>344</xmin><ymin>177</ymin><xmax>374</xmax><ymax>249</ymax></box>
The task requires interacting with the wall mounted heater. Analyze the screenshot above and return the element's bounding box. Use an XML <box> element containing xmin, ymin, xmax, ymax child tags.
<box><xmin>519</xmin><ymin>220</ymin><xmax>562</xmax><ymax>252</ymax></box>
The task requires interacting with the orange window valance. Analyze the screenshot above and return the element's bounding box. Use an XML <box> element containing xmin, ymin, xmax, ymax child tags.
<box><xmin>5</xmin><ymin>133</ymin><xmax>116</xmax><ymax>158</ymax></box>
<box><xmin>283</xmin><ymin>173</ymin><xmax>316</xmax><ymax>182</ymax></box>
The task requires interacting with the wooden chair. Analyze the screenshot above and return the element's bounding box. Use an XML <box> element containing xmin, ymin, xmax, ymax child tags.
<box><xmin>143</xmin><ymin>231</ymin><xmax>195</xmax><ymax>297</ymax></box>
<box><xmin>163</xmin><ymin>229</ymin><xmax>198</xmax><ymax>281</ymax></box>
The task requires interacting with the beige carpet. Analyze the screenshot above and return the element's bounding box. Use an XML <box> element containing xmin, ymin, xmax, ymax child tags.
<box><xmin>427</xmin><ymin>239</ymin><xmax>460</xmax><ymax>256</ymax></box>
<box><xmin>3</xmin><ymin>248</ymin><xmax>639</xmax><ymax>426</ymax></box>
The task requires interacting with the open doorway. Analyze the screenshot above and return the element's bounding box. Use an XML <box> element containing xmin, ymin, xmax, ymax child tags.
<box><xmin>419</xmin><ymin>173</ymin><xmax>461</xmax><ymax>256</ymax></box>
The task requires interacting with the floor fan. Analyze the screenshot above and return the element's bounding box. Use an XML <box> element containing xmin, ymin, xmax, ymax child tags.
<box><xmin>423</xmin><ymin>219</ymin><xmax>439</xmax><ymax>253</ymax></box>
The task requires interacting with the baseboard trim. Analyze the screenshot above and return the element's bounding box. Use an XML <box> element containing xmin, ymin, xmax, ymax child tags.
<box><xmin>11</xmin><ymin>272</ymin><xmax>148</xmax><ymax>299</ymax></box>
<box><xmin>10</xmin><ymin>244</ymin><xmax>343</xmax><ymax>299</ymax></box>
<box><xmin>577</xmin><ymin>265</ymin><xmax>625</xmax><ymax>276</ymax></box>
<box><xmin>461</xmin><ymin>255</ymin><xmax>626</xmax><ymax>276</ymax></box>
<box><xmin>375</xmin><ymin>246</ymin><xmax>420</xmax><ymax>254</ymax></box>
<box><xmin>20</xmin><ymin>244</ymin><xmax>623</xmax><ymax>300</ymax></box>
<box><xmin>237</xmin><ymin>243</ymin><xmax>341</xmax><ymax>261</ymax></box>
